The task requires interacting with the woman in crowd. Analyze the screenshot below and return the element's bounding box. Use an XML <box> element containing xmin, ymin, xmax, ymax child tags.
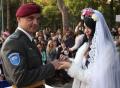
<box><xmin>46</xmin><ymin>39</ymin><xmax>58</xmax><ymax>62</ymax></box>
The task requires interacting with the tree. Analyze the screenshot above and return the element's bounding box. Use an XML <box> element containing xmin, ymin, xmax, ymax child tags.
<box><xmin>6</xmin><ymin>0</ymin><xmax>11</xmax><ymax>32</ymax></box>
<box><xmin>19</xmin><ymin>0</ymin><xmax>33</xmax><ymax>4</ymax></box>
<box><xmin>1</xmin><ymin>0</ymin><xmax>119</xmax><ymax>34</ymax></box>
<box><xmin>57</xmin><ymin>0</ymin><xmax>69</xmax><ymax>31</ymax></box>
<box><xmin>34</xmin><ymin>0</ymin><xmax>62</xmax><ymax>30</ymax></box>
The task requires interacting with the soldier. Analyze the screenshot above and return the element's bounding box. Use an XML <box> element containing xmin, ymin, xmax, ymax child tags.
<box><xmin>1</xmin><ymin>3</ymin><xmax>60</xmax><ymax>88</ymax></box>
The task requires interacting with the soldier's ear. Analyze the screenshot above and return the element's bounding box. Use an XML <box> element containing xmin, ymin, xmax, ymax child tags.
<box><xmin>17</xmin><ymin>17</ymin><xmax>21</xmax><ymax>22</ymax></box>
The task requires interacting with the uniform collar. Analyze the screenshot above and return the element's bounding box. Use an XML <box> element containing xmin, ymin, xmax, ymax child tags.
<box><xmin>17</xmin><ymin>26</ymin><xmax>33</xmax><ymax>41</ymax></box>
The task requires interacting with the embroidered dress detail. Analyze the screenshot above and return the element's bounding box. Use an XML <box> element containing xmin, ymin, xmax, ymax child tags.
<box><xmin>88</xmin><ymin>32</ymin><xmax>97</xmax><ymax>64</ymax></box>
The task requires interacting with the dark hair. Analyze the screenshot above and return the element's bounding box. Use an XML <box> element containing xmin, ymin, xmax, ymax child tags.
<box><xmin>84</xmin><ymin>17</ymin><xmax>96</xmax><ymax>39</ymax></box>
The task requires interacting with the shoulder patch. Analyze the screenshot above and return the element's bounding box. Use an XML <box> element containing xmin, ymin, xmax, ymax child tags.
<box><xmin>8</xmin><ymin>53</ymin><xmax>20</xmax><ymax>66</ymax></box>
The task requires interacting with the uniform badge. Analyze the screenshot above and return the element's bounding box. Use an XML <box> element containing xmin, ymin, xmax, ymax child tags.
<box><xmin>8</xmin><ymin>53</ymin><xmax>20</xmax><ymax>66</ymax></box>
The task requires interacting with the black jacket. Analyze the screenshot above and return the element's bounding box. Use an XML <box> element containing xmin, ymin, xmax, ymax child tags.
<box><xmin>1</xmin><ymin>29</ymin><xmax>55</xmax><ymax>87</ymax></box>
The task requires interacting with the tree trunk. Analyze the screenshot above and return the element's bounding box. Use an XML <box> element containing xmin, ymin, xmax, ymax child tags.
<box><xmin>109</xmin><ymin>0</ymin><xmax>114</xmax><ymax>29</ymax></box>
<box><xmin>6</xmin><ymin>0</ymin><xmax>11</xmax><ymax>32</ymax></box>
<box><xmin>57</xmin><ymin>0</ymin><xmax>69</xmax><ymax>32</ymax></box>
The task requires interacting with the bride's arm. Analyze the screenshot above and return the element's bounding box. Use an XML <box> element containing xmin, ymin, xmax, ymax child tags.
<box><xmin>58</xmin><ymin>60</ymin><xmax>90</xmax><ymax>83</ymax></box>
<box><xmin>67</xmin><ymin>62</ymin><xmax>90</xmax><ymax>83</ymax></box>
<box><xmin>58</xmin><ymin>43</ymin><xmax>90</xmax><ymax>83</ymax></box>
<box><xmin>67</xmin><ymin>43</ymin><xmax>90</xmax><ymax>83</ymax></box>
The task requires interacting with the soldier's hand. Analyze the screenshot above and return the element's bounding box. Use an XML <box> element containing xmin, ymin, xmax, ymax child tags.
<box><xmin>50</xmin><ymin>59</ymin><xmax>60</xmax><ymax>70</ymax></box>
<box><xmin>58</xmin><ymin>61</ymin><xmax>71</xmax><ymax>69</ymax></box>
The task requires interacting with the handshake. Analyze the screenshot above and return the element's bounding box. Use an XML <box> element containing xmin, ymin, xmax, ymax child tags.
<box><xmin>50</xmin><ymin>54</ymin><xmax>72</xmax><ymax>70</ymax></box>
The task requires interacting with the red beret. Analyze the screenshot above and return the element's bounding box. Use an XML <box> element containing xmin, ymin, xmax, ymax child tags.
<box><xmin>16</xmin><ymin>3</ymin><xmax>41</xmax><ymax>17</ymax></box>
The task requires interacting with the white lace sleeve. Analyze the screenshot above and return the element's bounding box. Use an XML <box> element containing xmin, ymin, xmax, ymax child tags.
<box><xmin>74</xmin><ymin>42</ymin><xmax>89</xmax><ymax>64</ymax></box>
<box><xmin>67</xmin><ymin>62</ymin><xmax>90</xmax><ymax>84</ymax></box>
<box><xmin>67</xmin><ymin>43</ymin><xmax>90</xmax><ymax>83</ymax></box>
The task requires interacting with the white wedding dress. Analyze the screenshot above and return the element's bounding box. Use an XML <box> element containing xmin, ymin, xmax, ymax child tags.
<box><xmin>67</xmin><ymin>10</ymin><xmax>120</xmax><ymax>88</ymax></box>
<box><xmin>67</xmin><ymin>42</ymin><xmax>90</xmax><ymax>88</ymax></box>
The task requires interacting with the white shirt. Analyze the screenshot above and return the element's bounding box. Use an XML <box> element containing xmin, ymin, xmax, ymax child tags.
<box><xmin>17</xmin><ymin>26</ymin><xmax>33</xmax><ymax>42</ymax></box>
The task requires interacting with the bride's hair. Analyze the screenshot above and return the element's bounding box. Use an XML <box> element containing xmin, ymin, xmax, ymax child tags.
<box><xmin>84</xmin><ymin>17</ymin><xmax>96</xmax><ymax>39</ymax></box>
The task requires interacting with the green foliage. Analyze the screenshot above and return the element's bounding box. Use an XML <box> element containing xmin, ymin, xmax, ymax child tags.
<box><xmin>2</xmin><ymin>0</ymin><xmax>119</xmax><ymax>32</ymax></box>
<box><xmin>34</xmin><ymin>0</ymin><xmax>61</xmax><ymax>30</ymax></box>
<box><xmin>45</xmin><ymin>0</ymin><xmax>56</xmax><ymax>5</ymax></box>
<box><xmin>42</xmin><ymin>5</ymin><xmax>59</xmax><ymax>17</ymax></box>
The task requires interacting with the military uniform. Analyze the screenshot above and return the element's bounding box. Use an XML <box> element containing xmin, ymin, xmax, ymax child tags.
<box><xmin>1</xmin><ymin>29</ymin><xmax>55</xmax><ymax>87</ymax></box>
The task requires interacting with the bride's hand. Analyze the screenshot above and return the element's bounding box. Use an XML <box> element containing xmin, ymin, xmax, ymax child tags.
<box><xmin>58</xmin><ymin>61</ymin><xmax>71</xmax><ymax>69</ymax></box>
<box><xmin>59</xmin><ymin>54</ymin><xmax>69</xmax><ymax>62</ymax></box>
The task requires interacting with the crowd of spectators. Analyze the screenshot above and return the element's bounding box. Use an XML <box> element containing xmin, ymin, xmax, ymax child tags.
<box><xmin>0</xmin><ymin>22</ymin><xmax>120</xmax><ymax>86</ymax></box>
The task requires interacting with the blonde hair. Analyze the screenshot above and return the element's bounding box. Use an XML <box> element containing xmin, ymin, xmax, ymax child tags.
<box><xmin>46</xmin><ymin>40</ymin><xmax>55</xmax><ymax>53</ymax></box>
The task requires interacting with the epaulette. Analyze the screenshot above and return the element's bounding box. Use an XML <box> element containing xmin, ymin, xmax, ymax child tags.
<box><xmin>10</xmin><ymin>31</ymin><xmax>22</xmax><ymax>40</ymax></box>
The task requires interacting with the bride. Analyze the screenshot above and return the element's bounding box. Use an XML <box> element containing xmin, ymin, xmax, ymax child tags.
<box><xmin>58</xmin><ymin>8</ymin><xmax>120</xmax><ymax>88</ymax></box>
